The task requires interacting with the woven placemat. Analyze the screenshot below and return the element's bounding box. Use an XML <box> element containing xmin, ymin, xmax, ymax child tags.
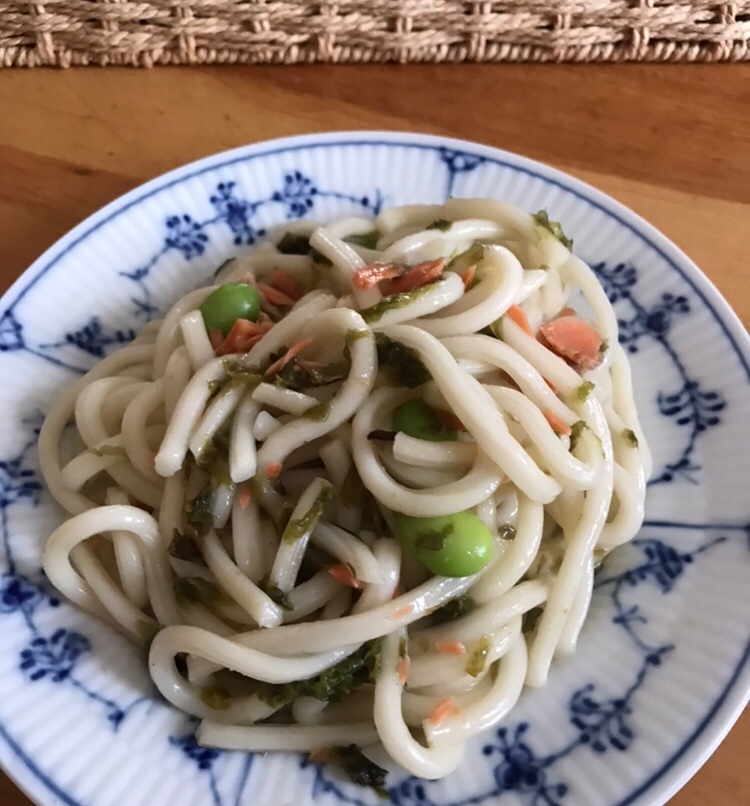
<box><xmin>2</xmin><ymin>1</ymin><xmax>749</xmax><ymax>67</ymax></box>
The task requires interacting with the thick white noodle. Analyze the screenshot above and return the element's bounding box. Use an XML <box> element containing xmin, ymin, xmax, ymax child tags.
<box><xmin>309</xmin><ymin>226</ymin><xmax>379</xmax><ymax>308</ymax></box>
<box><xmin>251</xmin><ymin>383</ymin><xmax>319</xmax><ymax>415</ymax></box>
<box><xmin>61</xmin><ymin>431</ymin><xmax>163</xmax><ymax>493</ymax></box>
<box><xmin>43</xmin><ymin>505</ymin><xmax>181</xmax><ymax>625</ymax></box>
<box><xmin>484</xmin><ymin>386</ymin><xmax>602</xmax><ymax>490</ymax></box>
<box><xmin>407</xmin><ymin>620</ymin><xmax>518</xmax><ymax>692</ymax></box>
<box><xmin>424</xmin><ymin>623</ymin><xmax>527</xmax><ymax>747</ymax></box>
<box><xmin>471</xmin><ymin>493</ymin><xmax>545</xmax><ymax>601</ymax></box>
<box><xmin>392</xmin><ymin>433</ymin><xmax>475</xmax><ymax>468</ymax></box>
<box><xmin>105</xmin><ymin>487</ymin><xmax>148</xmax><ymax>609</ymax></box>
<box><xmin>283</xmin><ymin>571</ymin><xmax>344</xmax><ymax>623</ymax></box>
<box><xmin>352</xmin><ymin>387</ymin><xmax>502</xmax><ymax>516</ymax></box>
<box><xmin>352</xmin><ymin>538</ymin><xmax>402</xmax><ymax>614</ymax></box>
<box><xmin>268</xmin><ymin>477</ymin><xmax>334</xmax><ymax>593</ymax></box>
<box><xmin>196</xmin><ymin>573</ymin><xmax>477</xmax><ymax>658</ymax></box>
<box><xmin>163</xmin><ymin>346</ymin><xmax>192</xmax><ymax>420</ymax></box>
<box><xmin>557</xmin><ymin>555</ymin><xmax>595</xmax><ymax>655</ymax></box>
<box><xmin>120</xmin><ymin>380</ymin><xmax>165</xmax><ymax>483</ymax></box>
<box><xmin>153</xmin><ymin>286</ymin><xmax>216</xmax><ymax>376</ymax></box>
<box><xmin>364</xmin><ymin>274</ymin><xmax>464</xmax><ymax>329</ymax></box>
<box><xmin>256</xmin><ymin>308</ymin><xmax>377</xmax><ymax>471</ymax></box>
<box><xmin>231</xmin><ymin>497</ymin><xmax>264</xmax><ymax>581</ymax></box>
<box><xmin>189</xmin><ymin>380</ymin><xmax>246</xmax><ymax>462</ymax></box>
<box><xmin>416</xmin><ymin>246</ymin><xmax>523</xmax><ymax>337</ymax></box>
<box><xmin>416</xmin><ymin>580</ymin><xmax>547</xmax><ymax>648</ymax></box>
<box><xmin>229</xmin><ymin>391</ymin><xmax>260</xmax><ymax>483</ymax></box>
<box><xmin>39</xmin><ymin>200</ymin><xmax>648</xmax><ymax>780</ymax></box>
<box><xmin>311</xmin><ymin>522</ymin><xmax>384</xmax><ymax>585</ymax></box>
<box><xmin>202</xmin><ymin>530</ymin><xmax>283</xmax><ymax>628</ymax></box>
<box><xmin>375</xmin><ymin>630</ymin><xmax>464</xmax><ymax>779</ymax></box>
<box><xmin>252</xmin><ymin>411</ymin><xmax>282</xmax><ymax>441</ymax></box>
<box><xmin>154</xmin><ymin>357</ymin><xmax>228</xmax><ymax>477</ymax></box>
<box><xmin>180</xmin><ymin>310</ymin><xmax>216</xmax><ymax>371</ymax></box>
<box><xmin>39</xmin><ymin>343</ymin><xmax>155</xmax><ymax>514</ymax></box>
<box><xmin>382</xmin><ymin>325</ymin><xmax>561</xmax><ymax>502</ymax></box>
<box><xmin>245</xmin><ymin>293</ymin><xmax>336</xmax><ymax>367</ymax></box>
<box><xmin>380</xmin><ymin>450</ymin><xmax>464</xmax><ymax>489</ymax></box>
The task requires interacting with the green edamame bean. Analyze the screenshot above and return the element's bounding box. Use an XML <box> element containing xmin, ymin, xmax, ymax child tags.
<box><xmin>394</xmin><ymin>511</ymin><xmax>493</xmax><ymax>577</ymax></box>
<box><xmin>392</xmin><ymin>399</ymin><xmax>458</xmax><ymax>442</ymax></box>
<box><xmin>200</xmin><ymin>283</ymin><xmax>261</xmax><ymax>335</ymax></box>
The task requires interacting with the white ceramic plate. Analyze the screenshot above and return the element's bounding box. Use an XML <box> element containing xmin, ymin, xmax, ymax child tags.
<box><xmin>0</xmin><ymin>132</ymin><xmax>748</xmax><ymax>806</ymax></box>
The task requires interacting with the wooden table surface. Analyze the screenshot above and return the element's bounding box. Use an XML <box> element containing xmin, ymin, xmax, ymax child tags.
<box><xmin>0</xmin><ymin>63</ymin><xmax>747</xmax><ymax>805</ymax></box>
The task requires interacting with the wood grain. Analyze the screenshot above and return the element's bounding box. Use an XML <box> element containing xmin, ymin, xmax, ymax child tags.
<box><xmin>0</xmin><ymin>64</ymin><xmax>747</xmax><ymax>806</ymax></box>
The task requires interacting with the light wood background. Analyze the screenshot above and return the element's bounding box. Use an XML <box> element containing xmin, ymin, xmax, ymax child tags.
<box><xmin>0</xmin><ymin>63</ymin><xmax>747</xmax><ymax>805</ymax></box>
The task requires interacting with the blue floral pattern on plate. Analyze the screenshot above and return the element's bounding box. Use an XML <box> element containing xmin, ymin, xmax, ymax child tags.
<box><xmin>0</xmin><ymin>135</ymin><xmax>747</xmax><ymax>806</ymax></box>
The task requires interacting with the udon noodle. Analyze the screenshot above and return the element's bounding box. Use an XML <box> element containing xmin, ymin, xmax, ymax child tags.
<box><xmin>40</xmin><ymin>198</ymin><xmax>649</xmax><ymax>782</ymax></box>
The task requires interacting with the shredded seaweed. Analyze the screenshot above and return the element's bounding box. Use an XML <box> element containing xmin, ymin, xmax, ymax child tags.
<box><xmin>195</xmin><ymin>420</ymin><xmax>233</xmax><ymax>484</ymax></box>
<box><xmin>200</xmin><ymin>684</ymin><xmax>231</xmax><ymax>711</ymax></box>
<box><xmin>375</xmin><ymin>334</ymin><xmax>430</xmax><ymax>388</ymax></box>
<box><xmin>174</xmin><ymin>577</ymin><xmax>228</xmax><ymax>607</ymax></box>
<box><xmin>258</xmin><ymin>577</ymin><xmax>293</xmax><ymax>611</ymax></box>
<box><xmin>258</xmin><ymin>640</ymin><xmax>382</xmax><ymax>706</ymax></box>
<box><xmin>569</xmin><ymin>420</ymin><xmax>588</xmax><ymax>452</ymax></box>
<box><xmin>186</xmin><ymin>486</ymin><xmax>215</xmax><ymax>527</ymax></box>
<box><xmin>465</xmin><ymin>636</ymin><xmax>491</xmax><ymax>677</ymax></box>
<box><xmin>446</xmin><ymin>242</ymin><xmax>484</xmax><ymax>274</ymax></box>
<box><xmin>361</xmin><ymin>282</ymin><xmax>440</xmax><ymax>324</ymax></box>
<box><xmin>276</xmin><ymin>232</ymin><xmax>331</xmax><ymax>265</ymax></box>
<box><xmin>303</xmin><ymin>402</ymin><xmax>332</xmax><ymax>422</ymax></box>
<box><xmin>533</xmin><ymin>210</ymin><xmax>573</xmax><ymax>251</ymax></box>
<box><xmin>274</xmin><ymin>358</ymin><xmax>349</xmax><ymax>392</ymax></box>
<box><xmin>312</xmin><ymin>745</ymin><xmax>389</xmax><ymax>798</ymax></box>
<box><xmin>221</xmin><ymin>358</ymin><xmax>263</xmax><ymax>386</ymax></box>
<box><xmin>346</xmin><ymin>328</ymin><xmax>370</xmax><ymax>346</ymax></box>
<box><xmin>575</xmin><ymin>380</ymin><xmax>595</xmax><ymax>403</ymax></box>
<box><xmin>168</xmin><ymin>531</ymin><xmax>205</xmax><ymax>564</ymax></box>
<box><xmin>344</xmin><ymin>231</ymin><xmax>380</xmax><ymax>249</ymax></box>
<box><xmin>282</xmin><ymin>486</ymin><xmax>334</xmax><ymax>544</ymax></box>
<box><xmin>432</xmin><ymin>595</ymin><xmax>476</xmax><ymax>624</ymax></box>
<box><xmin>276</xmin><ymin>232</ymin><xmax>311</xmax><ymax>255</ymax></box>
<box><xmin>89</xmin><ymin>444</ymin><xmax>127</xmax><ymax>458</ymax></box>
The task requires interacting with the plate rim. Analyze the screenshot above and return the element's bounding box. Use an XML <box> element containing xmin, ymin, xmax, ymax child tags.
<box><xmin>0</xmin><ymin>130</ymin><xmax>748</xmax><ymax>806</ymax></box>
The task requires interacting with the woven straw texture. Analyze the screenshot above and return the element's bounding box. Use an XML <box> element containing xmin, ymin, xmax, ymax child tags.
<box><xmin>1</xmin><ymin>1</ymin><xmax>749</xmax><ymax>67</ymax></box>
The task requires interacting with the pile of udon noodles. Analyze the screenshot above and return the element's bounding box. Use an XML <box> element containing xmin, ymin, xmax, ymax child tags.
<box><xmin>40</xmin><ymin>198</ymin><xmax>649</xmax><ymax>780</ymax></box>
